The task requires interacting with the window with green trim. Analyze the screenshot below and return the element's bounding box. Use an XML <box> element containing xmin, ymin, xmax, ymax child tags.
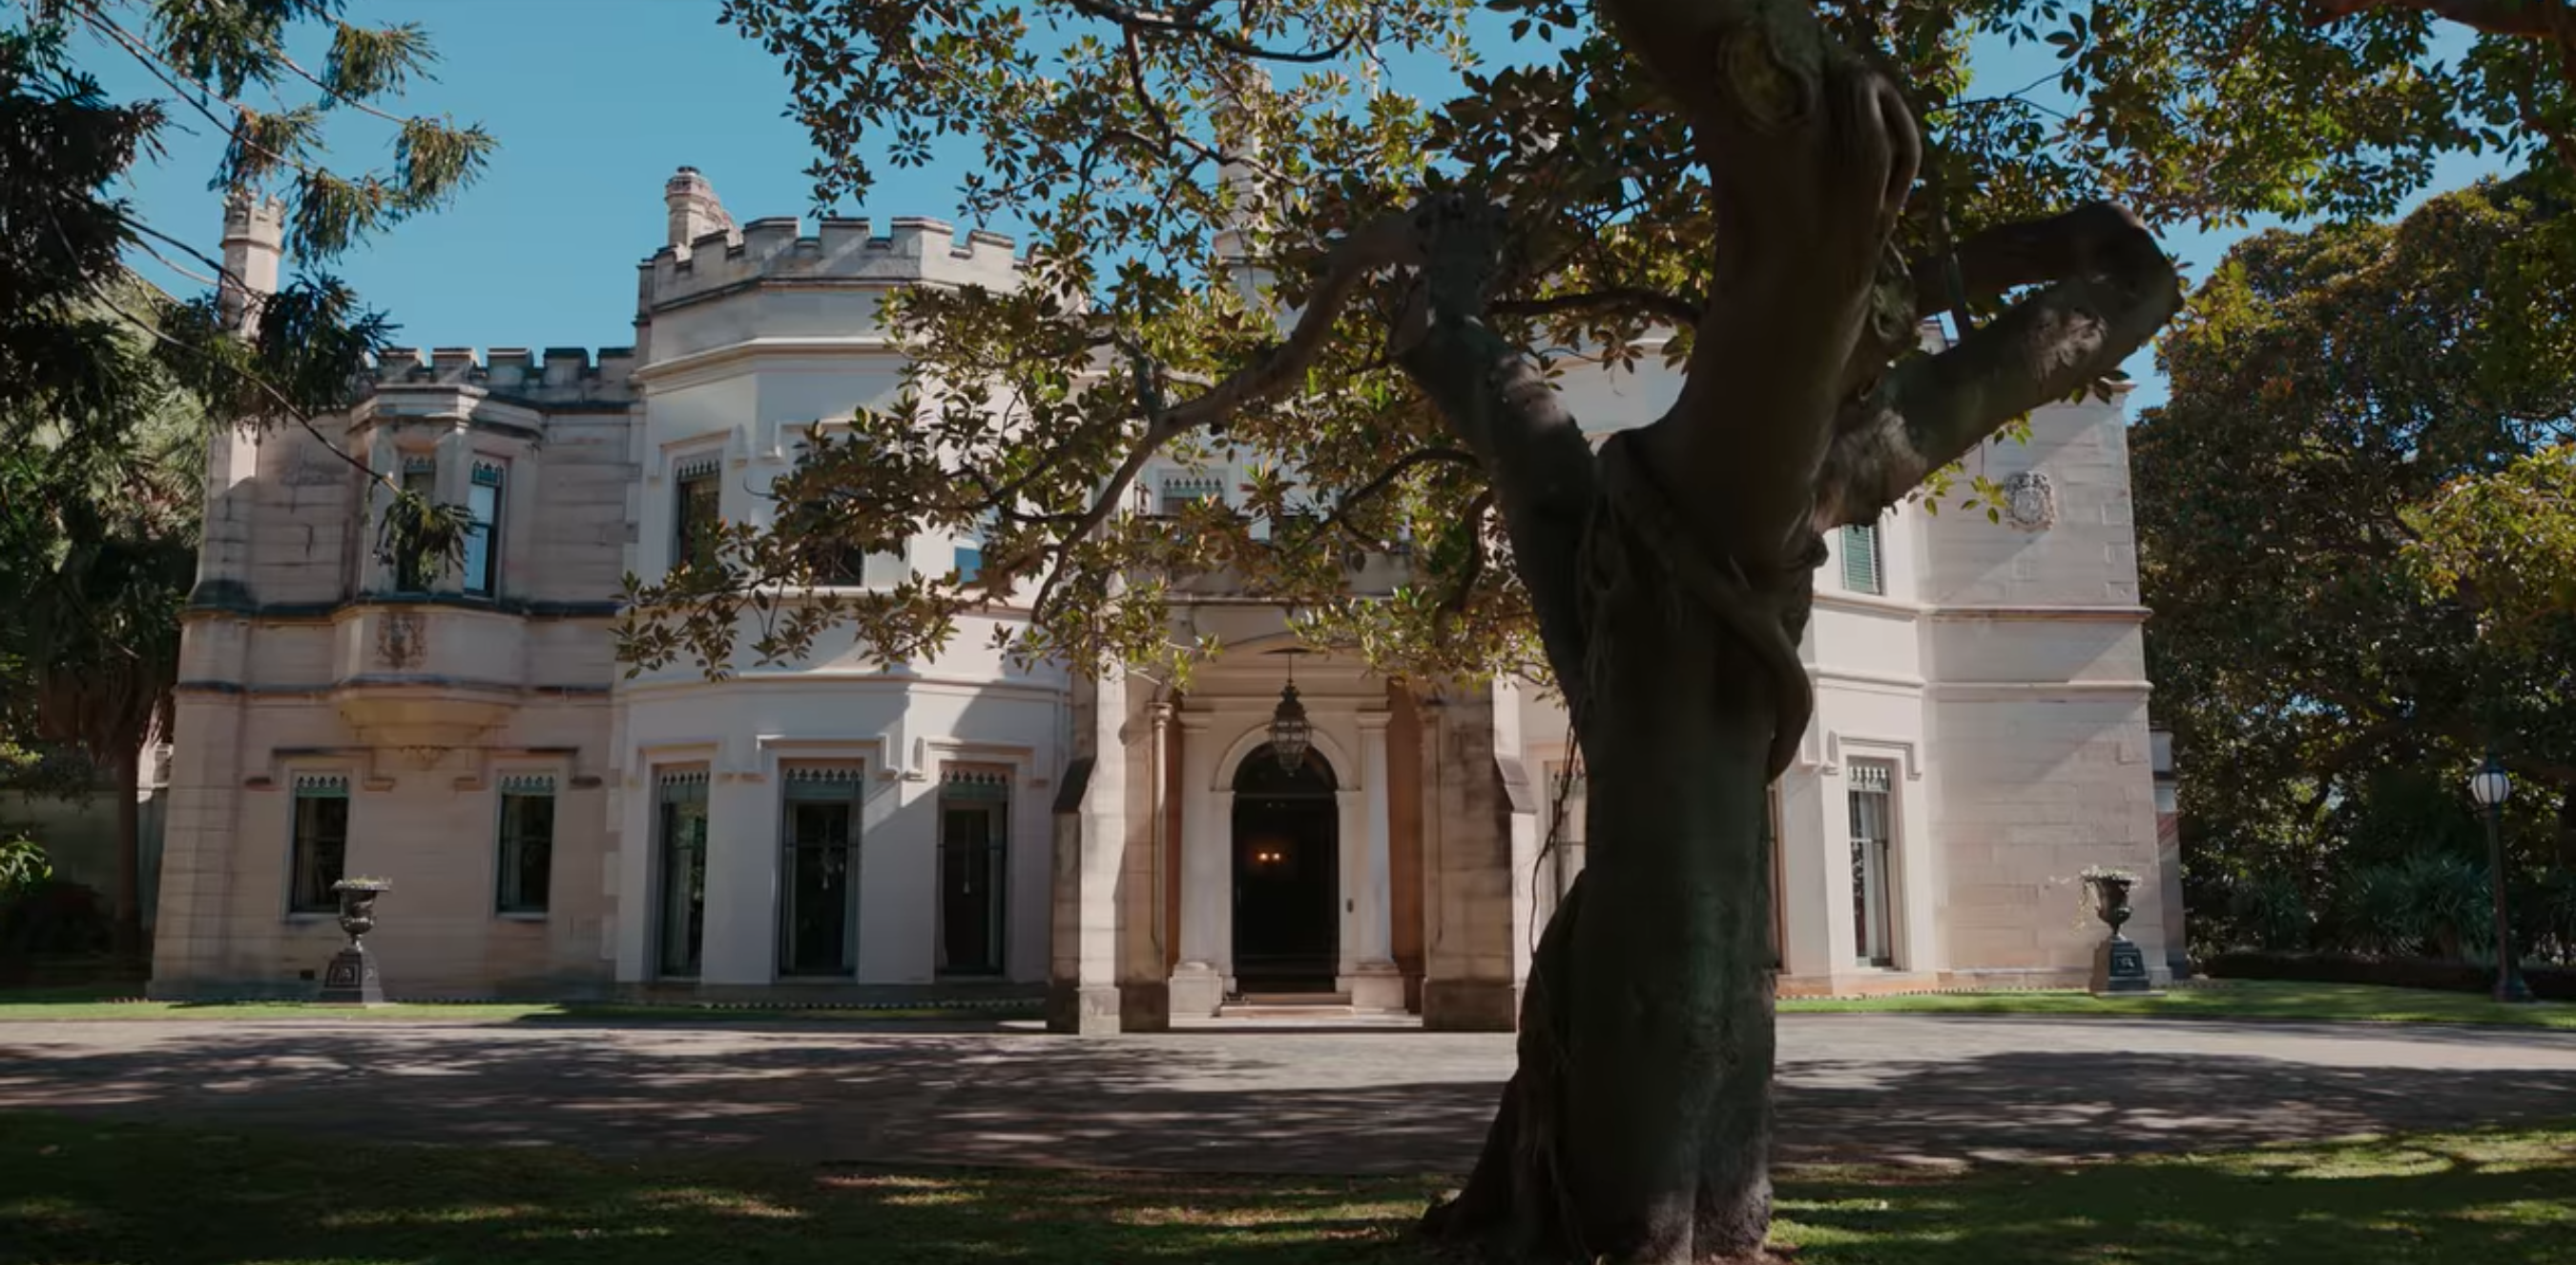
<box><xmin>1841</xmin><ymin>523</ymin><xmax>1882</xmax><ymax>595</ymax></box>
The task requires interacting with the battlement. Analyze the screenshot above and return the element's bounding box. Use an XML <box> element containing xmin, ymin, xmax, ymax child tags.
<box><xmin>221</xmin><ymin>189</ymin><xmax>285</xmax><ymax>242</ymax></box>
<box><xmin>369</xmin><ymin>345</ymin><xmax>638</xmax><ymax>404</ymax></box>
<box><xmin>642</xmin><ymin>214</ymin><xmax>1028</xmax><ymax>310</ymax></box>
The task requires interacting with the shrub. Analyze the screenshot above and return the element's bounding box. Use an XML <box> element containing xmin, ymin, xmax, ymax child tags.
<box><xmin>2223</xmin><ymin>871</ymin><xmax>2314</xmax><ymax>951</ymax></box>
<box><xmin>0</xmin><ymin>878</ymin><xmax>111</xmax><ymax>958</ymax></box>
<box><xmin>0</xmin><ymin>829</ymin><xmax>52</xmax><ymax>896</ymax></box>
<box><xmin>2523</xmin><ymin>869</ymin><xmax>2576</xmax><ymax>964</ymax></box>
<box><xmin>2333</xmin><ymin>851</ymin><xmax>2490</xmax><ymax>961</ymax></box>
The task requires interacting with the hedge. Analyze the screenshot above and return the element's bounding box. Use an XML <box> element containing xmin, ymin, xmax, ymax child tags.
<box><xmin>2200</xmin><ymin>950</ymin><xmax>2576</xmax><ymax>1002</ymax></box>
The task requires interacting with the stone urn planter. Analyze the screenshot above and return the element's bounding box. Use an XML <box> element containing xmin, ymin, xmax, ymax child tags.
<box><xmin>319</xmin><ymin>878</ymin><xmax>389</xmax><ymax>1006</ymax></box>
<box><xmin>334</xmin><ymin>878</ymin><xmax>387</xmax><ymax>946</ymax></box>
<box><xmin>2087</xmin><ymin>872</ymin><xmax>2135</xmax><ymax>938</ymax></box>
<box><xmin>2083</xmin><ymin>867</ymin><xmax>2155</xmax><ymax>996</ymax></box>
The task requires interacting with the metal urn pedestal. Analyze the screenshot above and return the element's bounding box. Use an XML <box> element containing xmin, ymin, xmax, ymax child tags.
<box><xmin>2086</xmin><ymin>872</ymin><xmax>2158</xmax><ymax>996</ymax></box>
<box><xmin>318</xmin><ymin>879</ymin><xmax>389</xmax><ymax>1006</ymax></box>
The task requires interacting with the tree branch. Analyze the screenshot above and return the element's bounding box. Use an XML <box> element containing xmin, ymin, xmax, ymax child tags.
<box><xmin>1391</xmin><ymin>194</ymin><xmax>1598</xmax><ymax>714</ymax></box>
<box><xmin>2304</xmin><ymin>0</ymin><xmax>2570</xmax><ymax>37</ymax></box>
<box><xmin>1815</xmin><ymin>201</ymin><xmax>2181</xmax><ymax>528</ymax></box>
<box><xmin>1909</xmin><ymin>200</ymin><xmax>2177</xmax><ymax>316</ymax></box>
<box><xmin>1062</xmin><ymin>0</ymin><xmax>1362</xmax><ymax>64</ymax></box>
<box><xmin>1440</xmin><ymin>489</ymin><xmax>1496</xmax><ymax>615</ymax></box>
<box><xmin>1294</xmin><ymin>446</ymin><xmax>1478</xmax><ymax>549</ymax></box>
<box><xmin>1490</xmin><ymin>287</ymin><xmax>1701</xmax><ymax>329</ymax></box>
<box><xmin>1022</xmin><ymin>204</ymin><xmax>1434</xmax><ymax>623</ymax></box>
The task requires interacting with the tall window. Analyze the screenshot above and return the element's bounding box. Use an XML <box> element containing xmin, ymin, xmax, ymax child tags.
<box><xmin>288</xmin><ymin>776</ymin><xmax>350</xmax><ymax>913</ymax></box>
<box><xmin>673</xmin><ymin>459</ymin><xmax>721</xmax><ymax>571</ymax></box>
<box><xmin>394</xmin><ymin>457</ymin><xmax>436</xmax><ymax>592</ymax></box>
<box><xmin>938</xmin><ymin>768</ymin><xmax>1010</xmax><ymax>975</ymax></box>
<box><xmin>779</xmin><ymin>765</ymin><xmax>863</xmax><ymax>976</ymax></box>
<box><xmin>1841</xmin><ymin>522</ymin><xmax>1882</xmax><ymax>594</ymax></box>
<box><xmin>1847</xmin><ymin>759</ymin><xmax>1898</xmax><ymax>967</ymax></box>
<box><xmin>494</xmin><ymin>775</ymin><xmax>555</xmax><ymax>915</ymax></box>
<box><xmin>463</xmin><ymin>460</ymin><xmax>503</xmax><ymax>596</ymax></box>
<box><xmin>655</xmin><ymin>769</ymin><xmax>710</xmax><ymax>978</ymax></box>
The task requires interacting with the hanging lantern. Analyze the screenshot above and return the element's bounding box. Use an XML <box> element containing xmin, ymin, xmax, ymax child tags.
<box><xmin>1269</xmin><ymin>682</ymin><xmax>1312</xmax><ymax>772</ymax></box>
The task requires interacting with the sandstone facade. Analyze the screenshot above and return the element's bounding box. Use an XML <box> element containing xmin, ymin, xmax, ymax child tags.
<box><xmin>152</xmin><ymin>170</ymin><xmax>2175</xmax><ymax>1021</ymax></box>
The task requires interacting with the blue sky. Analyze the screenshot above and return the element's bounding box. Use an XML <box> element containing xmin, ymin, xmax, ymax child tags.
<box><xmin>94</xmin><ymin>0</ymin><xmax>2503</xmax><ymax>413</ymax></box>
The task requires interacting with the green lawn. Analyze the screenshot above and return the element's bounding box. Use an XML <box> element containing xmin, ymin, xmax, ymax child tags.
<box><xmin>0</xmin><ymin>990</ymin><xmax>1042</xmax><ymax>1025</ymax></box>
<box><xmin>1777</xmin><ymin>979</ymin><xmax>2576</xmax><ymax>1030</ymax></box>
<box><xmin>1</xmin><ymin>979</ymin><xmax>2569</xmax><ymax>1030</ymax></box>
<box><xmin>0</xmin><ymin>1113</ymin><xmax>2566</xmax><ymax>1263</ymax></box>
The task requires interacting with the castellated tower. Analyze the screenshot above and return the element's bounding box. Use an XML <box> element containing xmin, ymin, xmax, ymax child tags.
<box><xmin>633</xmin><ymin>166</ymin><xmax>1027</xmax><ymax>369</ymax></box>
<box><xmin>663</xmin><ymin>166</ymin><xmax>737</xmax><ymax>258</ymax></box>
<box><xmin>218</xmin><ymin>189</ymin><xmax>285</xmax><ymax>334</ymax></box>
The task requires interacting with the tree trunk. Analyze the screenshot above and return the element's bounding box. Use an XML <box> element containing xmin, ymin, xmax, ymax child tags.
<box><xmin>1424</xmin><ymin>441</ymin><xmax>1803</xmax><ymax>1264</ymax></box>
<box><xmin>111</xmin><ymin>747</ymin><xmax>143</xmax><ymax>960</ymax></box>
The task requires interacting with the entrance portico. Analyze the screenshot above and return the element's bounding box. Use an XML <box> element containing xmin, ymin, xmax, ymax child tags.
<box><xmin>1049</xmin><ymin>611</ymin><xmax>1539</xmax><ymax>1035</ymax></box>
<box><xmin>1168</xmin><ymin>647</ymin><xmax>1405</xmax><ymax>1015</ymax></box>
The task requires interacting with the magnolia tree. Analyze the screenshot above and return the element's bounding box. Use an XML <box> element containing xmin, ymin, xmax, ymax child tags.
<box><xmin>610</xmin><ymin>0</ymin><xmax>2565</xmax><ymax>1259</ymax></box>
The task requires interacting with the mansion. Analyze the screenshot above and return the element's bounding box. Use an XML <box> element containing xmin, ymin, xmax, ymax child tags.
<box><xmin>148</xmin><ymin>169</ymin><xmax>2183</xmax><ymax>1028</ymax></box>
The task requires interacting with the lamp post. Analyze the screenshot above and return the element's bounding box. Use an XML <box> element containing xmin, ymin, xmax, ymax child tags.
<box><xmin>2467</xmin><ymin>755</ymin><xmax>2535</xmax><ymax>1004</ymax></box>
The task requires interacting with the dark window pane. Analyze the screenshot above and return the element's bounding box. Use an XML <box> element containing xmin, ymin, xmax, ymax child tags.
<box><xmin>656</xmin><ymin>784</ymin><xmax>708</xmax><ymax>977</ymax></box>
<box><xmin>675</xmin><ymin>471</ymin><xmax>722</xmax><ymax>570</ymax></box>
<box><xmin>290</xmin><ymin>794</ymin><xmax>349</xmax><ymax>912</ymax></box>
<box><xmin>464</xmin><ymin>472</ymin><xmax>500</xmax><ymax>595</ymax></box>
<box><xmin>496</xmin><ymin>792</ymin><xmax>554</xmax><ymax>913</ymax></box>
<box><xmin>939</xmin><ymin>799</ymin><xmax>1006</xmax><ymax>974</ymax></box>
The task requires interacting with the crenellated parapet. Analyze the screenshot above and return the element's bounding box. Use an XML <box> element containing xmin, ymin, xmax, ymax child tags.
<box><xmin>641</xmin><ymin>215</ymin><xmax>1027</xmax><ymax>311</ymax></box>
<box><xmin>369</xmin><ymin>345</ymin><xmax>638</xmax><ymax>405</ymax></box>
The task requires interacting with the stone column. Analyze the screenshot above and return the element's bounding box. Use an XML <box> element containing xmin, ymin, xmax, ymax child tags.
<box><xmin>1345</xmin><ymin>713</ymin><xmax>1404</xmax><ymax>1010</ymax></box>
<box><xmin>1048</xmin><ymin>669</ymin><xmax>1129</xmax><ymax>1032</ymax></box>
<box><xmin>1417</xmin><ymin>686</ymin><xmax>1520</xmax><ymax>1031</ymax></box>
<box><xmin>1168</xmin><ymin>712</ymin><xmax>1227</xmax><ymax>1016</ymax></box>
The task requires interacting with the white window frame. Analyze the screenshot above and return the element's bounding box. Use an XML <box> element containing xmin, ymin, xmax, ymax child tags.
<box><xmin>1845</xmin><ymin>758</ymin><xmax>1900</xmax><ymax>968</ymax></box>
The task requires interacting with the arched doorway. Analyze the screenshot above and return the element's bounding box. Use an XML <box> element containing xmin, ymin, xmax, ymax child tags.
<box><xmin>1232</xmin><ymin>744</ymin><xmax>1339</xmax><ymax>993</ymax></box>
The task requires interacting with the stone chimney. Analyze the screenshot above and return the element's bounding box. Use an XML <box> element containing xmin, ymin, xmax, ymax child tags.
<box><xmin>218</xmin><ymin>189</ymin><xmax>284</xmax><ymax>335</ymax></box>
<box><xmin>664</xmin><ymin>166</ymin><xmax>737</xmax><ymax>257</ymax></box>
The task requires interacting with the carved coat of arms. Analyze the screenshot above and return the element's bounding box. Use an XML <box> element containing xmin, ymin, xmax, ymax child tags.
<box><xmin>377</xmin><ymin>611</ymin><xmax>426</xmax><ymax>671</ymax></box>
<box><xmin>2000</xmin><ymin>470</ymin><xmax>2057</xmax><ymax>532</ymax></box>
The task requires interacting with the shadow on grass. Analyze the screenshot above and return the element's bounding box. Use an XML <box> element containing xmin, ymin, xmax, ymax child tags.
<box><xmin>0</xmin><ymin>1113</ymin><xmax>1442</xmax><ymax>1265</ymax></box>
<box><xmin>1780</xmin><ymin>1128</ymin><xmax>2576</xmax><ymax>1264</ymax></box>
<box><xmin>4</xmin><ymin>1112</ymin><xmax>2568</xmax><ymax>1265</ymax></box>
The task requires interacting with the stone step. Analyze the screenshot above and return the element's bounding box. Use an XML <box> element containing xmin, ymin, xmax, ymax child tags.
<box><xmin>1218</xmin><ymin>992</ymin><xmax>1356</xmax><ymax>1020</ymax></box>
<box><xmin>1235</xmin><ymin>991</ymin><xmax>1351</xmax><ymax>1006</ymax></box>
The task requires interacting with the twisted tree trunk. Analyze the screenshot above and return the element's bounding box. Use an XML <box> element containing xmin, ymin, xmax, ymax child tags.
<box><xmin>1422</xmin><ymin>434</ymin><xmax>1812</xmax><ymax>1264</ymax></box>
<box><xmin>1389</xmin><ymin>10</ymin><xmax>2176</xmax><ymax>1255</ymax></box>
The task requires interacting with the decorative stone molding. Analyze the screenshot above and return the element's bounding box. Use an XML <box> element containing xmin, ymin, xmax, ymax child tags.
<box><xmin>2000</xmin><ymin>469</ymin><xmax>2058</xmax><ymax>531</ymax></box>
